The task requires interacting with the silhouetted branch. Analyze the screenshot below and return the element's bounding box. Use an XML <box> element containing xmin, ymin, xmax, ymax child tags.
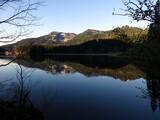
<box><xmin>0</xmin><ymin>0</ymin><xmax>43</xmax><ymax>43</ymax></box>
<box><xmin>113</xmin><ymin>0</ymin><xmax>156</xmax><ymax>22</ymax></box>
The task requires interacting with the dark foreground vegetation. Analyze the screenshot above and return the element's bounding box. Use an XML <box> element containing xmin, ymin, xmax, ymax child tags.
<box><xmin>0</xmin><ymin>101</ymin><xmax>43</xmax><ymax>120</ymax></box>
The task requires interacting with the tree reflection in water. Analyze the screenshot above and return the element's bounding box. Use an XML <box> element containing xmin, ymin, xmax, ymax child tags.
<box><xmin>136</xmin><ymin>74</ymin><xmax>160</xmax><ymax>112</ymax></box>
<box><xmin>0</xmin><ymin>59</ymin><xmax>44</xmax><ymax>120</ymax></box>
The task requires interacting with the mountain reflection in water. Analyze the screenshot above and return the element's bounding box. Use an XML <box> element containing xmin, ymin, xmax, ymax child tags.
<box><xmin>20</xmin><ymin>55</ymin><xmax>145</xmax><ymax>81</ymax></box>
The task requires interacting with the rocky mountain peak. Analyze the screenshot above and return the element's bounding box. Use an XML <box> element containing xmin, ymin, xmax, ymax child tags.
<box><xmin>48</xmin><ymin>32</ymin><xmax>76</xmax><ymax>42</ymax></box>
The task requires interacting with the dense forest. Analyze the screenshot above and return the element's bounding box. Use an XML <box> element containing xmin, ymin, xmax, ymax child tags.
<box><xmin>28</xmin><ymin>39</ymin><xmax>131</xmax><ymax>55</ymax></box>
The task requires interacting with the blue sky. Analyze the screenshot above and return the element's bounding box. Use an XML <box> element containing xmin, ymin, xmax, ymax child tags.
<box><xmin>15</xmin><ymin>0</ymin><xmax>151</xmax><ymax>38</ymax></box>
<box><xmin>2</xmin><ymin>0</ymin><xmax>150</xmax><ymax>40</ymax></box>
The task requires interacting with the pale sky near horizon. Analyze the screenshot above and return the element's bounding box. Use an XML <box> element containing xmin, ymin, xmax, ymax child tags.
<box><xmin>28</xmin><ymin>0</ymin><xmax>150</xmax><ymax>38</ymax></box>
<box><xmin>1</xmin><ymin>0</ymin><xmax>151</xmax><ymax>45</ymax></box>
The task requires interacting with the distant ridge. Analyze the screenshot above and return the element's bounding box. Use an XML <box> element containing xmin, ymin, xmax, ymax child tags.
<box><xmin>65</xmin><ymin>26</ymin><xmax>148</xmax><ymax>45</ymax></box>
<box><xmin>1</xmin><ymin>25</ymin><xmax>148</xmax><ymax>50</ymax></box>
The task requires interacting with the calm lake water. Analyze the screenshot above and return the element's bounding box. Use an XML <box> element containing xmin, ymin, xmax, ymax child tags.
<box><xmin>0</xmin><ymin>55</ymin><xmax>160</xmax><ymax>120</ymax></box>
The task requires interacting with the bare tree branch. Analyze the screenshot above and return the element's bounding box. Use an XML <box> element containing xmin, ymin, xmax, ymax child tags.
<box><xmin>113</xmin><ymin>0</ymin><xmax>158</xmax><ymax>23</ymax></box>
<box><xmin>0</xmin><ymin>0</ymin><xmax>43</xmax><ymax>43</ymax></box>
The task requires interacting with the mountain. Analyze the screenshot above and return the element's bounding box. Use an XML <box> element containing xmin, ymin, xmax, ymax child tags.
<box><xmin>2</xmin><ymin>32</ymin><xmax>77</xmax><ymax>50</ymax></box>
<box><xmin>65</xmin><ymin>26</ymin><xmax>148</xmax><ymax>45</ymax></box>
<box><xmin>2</xmin><ymin>26</ymin><xmax>148</xmax><ymax>50</ymax></box>
<box><xmin>48</xmin><ymin>32</ymin><xmax>76</xmax><ymax>42</ymax></box>
<box><xmin>64</xmin><ymin>29</ymin><xmax>112</xmax><ymax>45</ymax></box>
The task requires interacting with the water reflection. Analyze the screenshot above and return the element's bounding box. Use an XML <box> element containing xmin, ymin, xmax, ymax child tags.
<box><xmin>0</xmin><ymin>59</ymin><xmax>43</xmax><ymax>120</ymax></box>
<box><xmin>20</xmin><ymin>55</ymin><xmax>145</xmax><ymax>81</ymax></box>
<box><xmin>147</xmin><ymin>80</ymin><xmax>160</xmax><ymax>111</ymax></box>
<box><xmin>137</xmin><ymin>78</ymin><xmax>160</xmax><ymax>112</ymax></box>
<box><xmin>131</xmin><ymin>57</ymin><xmax>160</xmax><ymax>112</ymax></box>
<box><xmin>0</xmin><ymin>55</ymin><xmax>160</xmax><ymax>120</ymax></box>
<box><xmin>25</xmin><ymin>55</ymin><xmax>160</xmax><ymax>115</ymax></box>
<box><xmin>48</xmin><ymin>64</ymin><xmax>75</xmax><ymax>74</ymax></box>
<box><xmin>0</xmin><ymin>59</ymin><xmax>58</xmax><ymax>120</ymax></box>
<box><xmin>30</xmin><ymin>55</ymin><xmax>128</xmax><ymax>69</ymax></box>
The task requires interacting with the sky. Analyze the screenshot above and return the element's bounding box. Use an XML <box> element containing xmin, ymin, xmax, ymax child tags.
<box><xmin>28</xmin><ymin>0</ymin><xmax>149</xmax><ymax>38</ymax></box>
<box><xmin>0</xmin><ymin>0</ymin><xmax>151</xmax><ymax>44</ymax></box>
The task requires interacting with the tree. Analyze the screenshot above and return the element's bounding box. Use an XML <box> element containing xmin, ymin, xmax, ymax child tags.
<box><xmin>0</xmin><ymin>0</ymin><xmax>43</xmax><ymax>67</ymax></box>
<box><xmin>113</xmin><ymin>0</ymin><xmax>159</xmax><ymax>24</ymax></box>
<box><xmin>0</xmin><ymin>0</ymin><xmax>43</xmax><ymax>43</ymax></box>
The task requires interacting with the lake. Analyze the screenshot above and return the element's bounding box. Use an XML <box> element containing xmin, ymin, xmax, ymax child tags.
<box><xmin>0</xmin><ymin>55</ymin><xmax>160</xmax><ymax>120</ymax></box>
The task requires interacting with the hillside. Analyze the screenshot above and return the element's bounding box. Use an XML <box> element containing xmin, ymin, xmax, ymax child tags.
<box><xmin>64</xmin><ymin>26</ymin><xmax>148</xmax><ymax>45</ymax></box>
<box><xmin>64</xmin><ymin>29</ymin><xmax>112</xmax><ymax>45</ymax></box>
<box><xmin>1</xmin><ymin>26</ymin><xmax>148</xmax><ymax>51</ymax></box>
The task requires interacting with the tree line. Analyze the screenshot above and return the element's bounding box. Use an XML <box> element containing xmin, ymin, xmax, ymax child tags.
<box><xmin>27</xmin><ymin>39</ymin><xmax>131</xmax><ymax>55</ymax></box>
